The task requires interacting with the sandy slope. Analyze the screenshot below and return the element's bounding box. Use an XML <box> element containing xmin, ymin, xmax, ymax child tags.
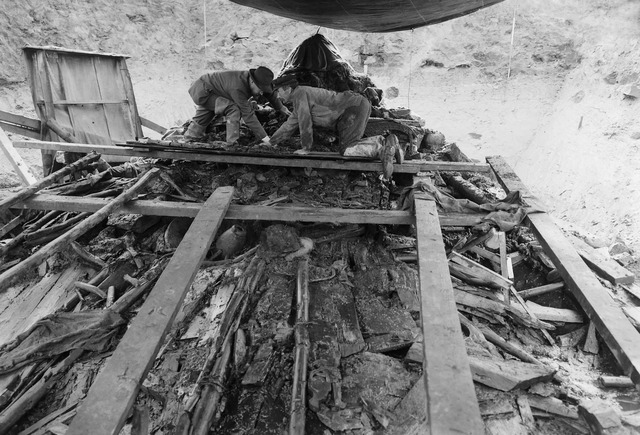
<box><xmin>1</xmin><ymin>0</ymin><xmax>639</xmax><ymax>257</ymax></box>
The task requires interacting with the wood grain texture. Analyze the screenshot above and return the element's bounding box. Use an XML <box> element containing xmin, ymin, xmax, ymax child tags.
<box><xmin>414</xmin><ymin>193</ymin><xmax>483</xmax><ymax>434</ymax></box>
<box><xmin>14</xmin><ymin>140</ymin><xmax>491</xmax><ymax>173</ymax></box>
<box><xmin>66</xmin><ymin>187</ymin><xmax>233</xmax><ymax>435</ymax></box>
<box><xmin>487</xmin><ymin>155</ymin><xmax>640</xmax><ymax>386</ymax></box>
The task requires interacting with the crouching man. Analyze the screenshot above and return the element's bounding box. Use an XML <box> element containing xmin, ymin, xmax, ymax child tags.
<box><xmin>184</xmin><ymin>66</ymin><xmax>291</xmax><ymax>144</ymax></box>
<box><xmin>268</xmin><ymin>79</ymin><xmax>401</xmax><ymax>178</ymax></box>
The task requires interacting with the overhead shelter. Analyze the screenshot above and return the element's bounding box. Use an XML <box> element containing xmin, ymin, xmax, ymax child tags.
<box><xmin>229</xmin><ymin>0</ymin><xmax>505</xmax><ymax>32</ymax></box>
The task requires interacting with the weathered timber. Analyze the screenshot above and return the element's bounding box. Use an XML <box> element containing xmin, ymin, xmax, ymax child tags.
<box><xmin>0</xmin><ymin>350</ymin><xmax>82</xmax><ymax>433</ymax></box>
<box><xmin>525</xmin><ymin>301</ymin><xmax>584</xmax><ymax>323</ymax></box>
<box><xmin>478</xmin><ymin>326</ymin><xmax>543</xmax><ymax>365</ymax></box>
<box><xmin>0</xmin><ymin>152</ymin><xmax>99</xmax><ymax>211</ymax></box>
<box><xmin>290</xmin><ymin>258</ymin><xmax>309</xmax><ymax>435</ymax></box>
<box><xmin>488</xmin><ymin>155</ymin><xmax>640</xmax><ymax>386</ymax></box>
<box><xmin>0</xmin><ymin>127</ymin><xmax>37</xmax><ymax>185</ymax></box>
<box><xmin>576</xmin><ymin>245</ymin><xmax>635</xmax><ymax>285</ymax></box>
<box><xmin>14</xmin><ymin>140</ymin><xmax>491</xmax><ymax>173</ymax></box>
<box><xmin>414</xmin><ymin>193</ymin><xmax>483</xmax><ymax>434</ymax></box>
<box><xmin>510</xmin><ymin>285</ymin><xmax>556</xmax><ymax>345</ymax></box>
<box><xmin>516</xmin><ymin>395</ymin><xmax>536</xmax><ymax>432</ymax></box>
<box><xmin>0</xmin><ymin>192</ymin><xmax>487</xmax><ymax>227</ymax></box>
<box><xmin>518</xmin><ymin>282</ymin><xmax>564</xmax><ymax>300</ymax></box>
<box><xmin>583</xmin><ymin>321</ymin><xmax>600</xmax><ymax>354</ymax></box>
<box><xmin>449</xmin><ymin>251</ymin><xmax>513</xmax><ymax>289</ymax></box>
<box><xmin>578</xmin><ymin>398</ymin><xmax>623</xmax><ymax>433</ymax></box>
<box><xmin>0</xmin><ymin>169</ymin><xmax>158</xmax><ymax>293</ymax></box>
<box><xmin>442</xmin><ymin>173</ymin><xmax>492</xmax><ymax>204</ymax></box>
<box><xmin>468</xmin><ymin>357</ymin><xmax>556</xmax><ymax>391</ymax></box>
<box><xmin>468</xmin><ymin>245</ymin><xmax>501</xmax><ymax>266</ymax></box>
<box><xmin>0</xmin><ymin>214</ymin><xmax>24</xmax><ymax>238</ymax></box>
<box><xmin>66</xmin><ymin>187</ymin><xmax>233</xmax><ymax>435</ymax></box>
<box><xmin>599</xmin><ymin>376</ymin><xmax>634</xmax><ymax>389</ymax></box>
<box><xmin>139</xmin><ymin>117</ymin><xmax>167</xmax><ymax>135</ymax></box>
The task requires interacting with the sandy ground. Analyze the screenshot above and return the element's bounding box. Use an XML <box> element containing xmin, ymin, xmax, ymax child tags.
<box><xmin>1</xmin><ymin>0</ymin><xmax>639</xmax><ymax>259</ymax></box>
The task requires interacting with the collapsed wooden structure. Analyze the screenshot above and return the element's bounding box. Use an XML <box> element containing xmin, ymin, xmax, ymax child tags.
<box><xmin>1</xmin><ymin>131</ymin><xmax>640</xmax><ymax>434</ymax></box>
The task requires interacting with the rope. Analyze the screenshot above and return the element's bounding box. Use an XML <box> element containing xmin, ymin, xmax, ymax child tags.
<box><xmin>507</xmin><ymin>3</ymin><xmax>518</xmax><ymax>79</ymax></box>
<box><xmin>407</xmin><ymin>29</ymin><xmax>414</xmax><ymax>109</ymax></box>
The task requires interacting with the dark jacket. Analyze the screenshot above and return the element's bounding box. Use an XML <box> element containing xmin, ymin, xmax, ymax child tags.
<box><xmin>270</xmin><ymin>86</ymin><xmax>368</xmax><ymax>149</ymax></box>
<box><xmin>189</xmin><ymin>70</ymin><xmax>283</xmax><ymax>139</ymax></box>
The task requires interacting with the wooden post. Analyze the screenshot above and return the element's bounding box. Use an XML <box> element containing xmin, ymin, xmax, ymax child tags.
<box><xmin>290</xmin><ymin>258</ymin><xmax>310</xmax><ymax>435</ymax></box>
<box><xmin>0</xmin><ymin>126</ymin><xmax>37</xmax><ymax>185</ymax></box>
<box><xmin>0</xmin><ymin>168</ymin><xmax>159</xmax><ymax>293</ymax></box>
<box><xmin>488</xmin><ymin>155</ymin><xmax>640</xmax><ymax>386</ymax></box>
<box><xmin>66</xmin><ymin>187</ymin><xmax>233</xmax><ymax>435</ymax></box>
<box><xmin>414</xmin><ymin>192</ymin><xmax>484</xmax><ymax>434</ymax></box>
<box><xmin>0</xmin><ymin>151</ymin><xmax>100</xmax><ymax>211</ymax></box>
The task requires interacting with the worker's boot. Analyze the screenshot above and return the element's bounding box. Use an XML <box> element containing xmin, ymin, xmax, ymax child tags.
<box><xmin>380</xmin><ymin>134</ymin><xmax>400</xmax><ymax>180</ymax></box>
<box><xmin>184</xmin><ymin>121</ymin><xmax>206</xmax><ymax>141</ymax></box>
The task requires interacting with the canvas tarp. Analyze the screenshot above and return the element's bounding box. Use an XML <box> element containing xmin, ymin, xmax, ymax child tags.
<box><xmin>230</xmin><ymin>0</ymin><xmax>505</xmax><ymax>33</ymax></box>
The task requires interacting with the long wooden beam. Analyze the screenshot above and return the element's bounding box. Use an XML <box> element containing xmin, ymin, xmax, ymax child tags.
<box><xmin>414</xmin><ymin>192</ymin><xmax>484</xmax><ymax>434</ymax></box>
<box><xmin>13</xmin><ymin>140</ymin><xmax>491</xmax><ymax>173</ymax></box>
<box><xmin>0</xmin><ymin>192</ymin><xmax>486</xmax><ymax>227</ymax></box>
<box><xmin>0</xmin><ymin>127</ymin><xmax>37</xmax><ymax>185</ymax></box>
<box><xmin>487</xmin><ymin>155</ymin><xmax>640</xmax><ymax>386</ymax></box>
<box><xmin>67</xmin><ymin>186</ymin><xmax>234</xmax><ymax>435</ymax></box>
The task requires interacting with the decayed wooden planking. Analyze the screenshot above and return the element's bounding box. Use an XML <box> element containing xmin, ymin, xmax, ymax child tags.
<box><xmin>66</xmin><ymin>187</ymin><xmax>233</xmax><ymax>435</ymax></box>
<box><xmin>0</xmin><ymin>264</ymin><xmax>89</xmax><ymax>346</ymax></box>
<box><xmin>1</xmin><ymin>192</ymin><xmax>486</xmax><ymax>227</ymax></box>
<box><xmin>487</xmin><ymin>155</ymin><xmax>640</xmax><ymax>385</ymax></box>
<box><xmin>13</xmin><ymin>140</ymin><xmax>491</xmax><ymax>173</ymax></box>
<box><xmin>414</xmin><ymin>193</ymin><xmax>484</xmax><ymax>434</ymax></box>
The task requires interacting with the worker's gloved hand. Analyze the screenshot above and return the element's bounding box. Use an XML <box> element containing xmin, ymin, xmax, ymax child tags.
<box><xmin>280</xmin><ymin>107</ymin><xmax>292</xmax><ymax>117</ymax></box>
<box><xmin>294</xmin><ymin>149</ymin><xmax>309</xmax><ymax>155</ymax></box>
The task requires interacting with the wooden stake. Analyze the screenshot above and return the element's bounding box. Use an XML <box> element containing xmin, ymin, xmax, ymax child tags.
<box><xmin>290</xmin><ymin>258</ymin><xmax>310</xmax><ymax>435</ymax></box>
<box><xmin>0</xmin><ymin>151</ymin><xmax>100</xmax><ymax>211</ymax></box>
<box><xmin>0</xmin><ymin>168</ymin><xmax>159</xmax><ymax>293</ymax></box>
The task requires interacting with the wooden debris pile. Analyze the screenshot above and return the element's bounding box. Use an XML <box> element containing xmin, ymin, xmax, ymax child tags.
<box><xmin>0</xmin><ymin>144</ymin><xmax>639</xmax><ymax>435</ymax></box>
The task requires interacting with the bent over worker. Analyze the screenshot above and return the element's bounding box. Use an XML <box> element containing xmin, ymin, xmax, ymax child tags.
<box><xmin>269</xmin><ymin>81</ymin><xmax>401</xmax><ymax>178</ymax></box>
<box><xmin>184</xmin><ymin>66</ymin><xmax>290</xmax><ymax>144</ymax></box>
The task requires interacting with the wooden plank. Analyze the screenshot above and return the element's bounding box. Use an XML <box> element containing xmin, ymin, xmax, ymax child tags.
<box><xmin>139</xmin><ymin>116</ymin><xmax>167</xmax><ymax>135</ymax></box>
<box><xmin>518</xmin><ymin>282</ymin><xmax>564</xmax><ymax>300</ymax></box>
<box><xmin>577</xmin><ymin>247</ymin><xmax>635</xmax><ymax>285</ymax></box>
<box><xmin>0</xmin><ymin>214</ymin><xmax>24</xmax><ymax>238</ymax></box>
<box><xmin>487</xmin><ymin>155</ymin><xmax>640</xmax><ymax>385</ymax></box>
<box><xmin>0</xmin><ymin>121</ymin><xmax>41</xmax><ymax>140</ymax></box>
<box><xmin>449</xmin><ymin>251</ymin><xmax>513</xmax><ymax>289</ymax></box>
<box><xmin>0</xmin><ymin>110</ymin><xmax>41</xmax><ymax>130</ymax></box>
<box><xmin>468</xmin><ymin>357</ymin><xmax>555</xmax><ymax>391</ymax></box>
<box><xmin>14</xmin><ymin>140</ymin><xmax>492</xmax><ymax>173</ymax></box>
<box><xmin>414</xmin><ymin>193</ymin><xmax>483</xmax><ymax>434</ymax></box>
<box><xmin>0</xmin><ymin>127</ymin><xmax>37</xmax><ymax>185</ymax></box>
<box><xmin>67</xmin><ymin>186</ymin><xmax>233</xmax><ymax>435</ymax></box>
<box><xmin>525</xmin><ymin>301</ymin><xmax>584</xmax><ymax>323</ymax></box>
<box><xmin>0</xmin><ymin>192</ymin><xmax>485</xmax><ymax>227</ymax></box>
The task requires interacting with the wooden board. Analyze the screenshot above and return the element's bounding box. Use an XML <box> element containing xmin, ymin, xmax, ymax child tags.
<box><xmin>0</xmin><ymin>127</ymin><xmax>37</xmax><ymax>185</ymax></box>
<box><xmin>66</xmin><ymin>187</ymin><xmax>233</xmax><ymax>435</ymax></box>
<box><xmin>487</xmin><ymin>155</ymin><xmax>640</xmax><ymax>386</ymax></box>
<box><xmin>469</xmin><ymin>357</ymin><xmax>556</xmax><ymax>391</ymax></box>
<box><xmin>0</xmin><ymin>264</ymin><xmax>89</xmax><ymax>346</ymax></box>
<box><xmin>14</xmin><ymin>140</ymin><xmax>491</xmax><ymax>174</ymax></box>
<box><xmin>1</xmin><ymin>192</ymin><xmax>485</xmax><ymax>227</ymax></box>
<box><xmin>414</xmin><ymin>193</ymin><xmax>484</xmax><ymax>434</ymax></box>
<box><xmin>574</xmin><ymin>245</ymin><xmax>634</xmax><ymax>285</ymax></box>
<box><xmin>525</xmin><ymin>301</ymin><xmax>584</xmax><ymax>323</ymax></box>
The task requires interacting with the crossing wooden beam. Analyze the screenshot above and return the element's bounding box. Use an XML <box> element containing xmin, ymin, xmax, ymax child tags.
<box><xmin>487</xmin><ymin>155</ymin><xmax>640</xmax><ymax>386</ymax></box>
<box><xmin>67</xmin><ymin>186</ymin><xmax>234</xmax><ymax>435</ymax></box>
<box><xmin>0</xmin><ymin>192</ymin><xmax>487</xmax><ymax>227</ymax></box>
<box><xmin>414</xmin><ymin>192</ymin><xmax>484</xmax><ymax>434</ymax></box>
<box><xmin>13</xmin><ymin>139</ymin><xmax>491</xmax><ymax>173</ymax></box>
